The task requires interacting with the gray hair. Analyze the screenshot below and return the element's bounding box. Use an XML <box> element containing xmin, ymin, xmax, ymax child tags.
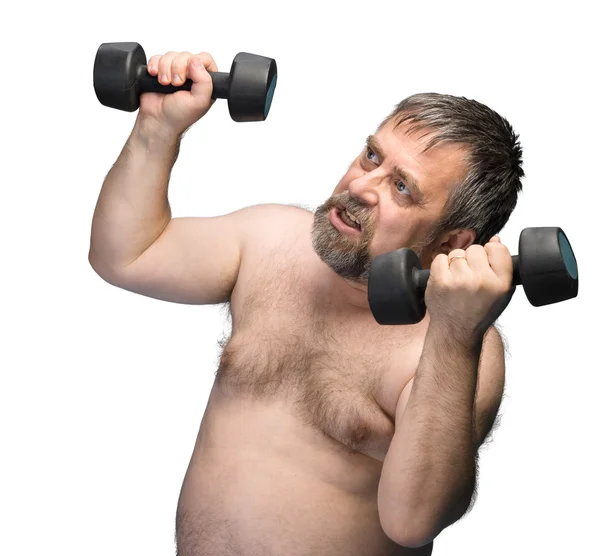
<box><xmin>379</xmin><ymin>93</ymin><xmax>524</xmax><ymax>246</ymax></box>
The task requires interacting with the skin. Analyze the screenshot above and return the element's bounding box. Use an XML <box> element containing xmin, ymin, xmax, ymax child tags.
<box><xmin>312</xmin><ymin>118</ymin><xmax>473</xmax><ymax>294</ymax></box>
<box><xmin>91</xmin><ymin>52</ymin><xmax>514</xmax><ymax>555</ymax></box>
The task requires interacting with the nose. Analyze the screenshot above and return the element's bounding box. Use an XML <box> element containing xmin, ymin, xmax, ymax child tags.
<box><xmin>347</xmin><ymin>168</ymin><xmax>384</xmax><ymax>207</ymax></box>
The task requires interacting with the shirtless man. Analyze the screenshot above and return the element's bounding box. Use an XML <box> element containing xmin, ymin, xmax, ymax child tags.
<box><xmin>89</xmin><ymin>50</ymin><xmax>523</xmax><ymax>555</ymax></box>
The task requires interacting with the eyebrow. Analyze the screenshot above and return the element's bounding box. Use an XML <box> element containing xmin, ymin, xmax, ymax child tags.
<box><xmin>365</xmin><ymin>135</ymin><xmax>425</xmax><ymax>204</ymax></box>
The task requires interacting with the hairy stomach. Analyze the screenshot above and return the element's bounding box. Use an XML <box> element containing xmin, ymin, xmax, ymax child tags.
<box><xmin>174</xmin><ymin>387</ymin><xmax>411</xmax><ymax>556</ymax></box>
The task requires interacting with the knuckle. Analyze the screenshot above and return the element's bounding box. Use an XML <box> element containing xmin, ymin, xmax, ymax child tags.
<box><xmin>172</xmin><ymin>52</ymin><xmax>193</xmax><ymax>81</ymax></box>
<box><xmin>467</xmin><ymin>244</ymin><xmax>485</xmax><ymax>255</ymax></box>
<box><xmin>486</xmin><ymin>242</ymin><xmax>508</xmax><ymax>254</ymax></box>
<box><xmin>162</xmin><ymin>52</ymin><xmax>176</xmax><ymax>72</ymax></box>
<box><xmin>191</xmin><ymin>55</ymin><xmax>207</xmax><ymax>70</ymax></box>
<box><xmin>198</xmin><ymin>52</ymin><xmax>217</xmax><ymax>71</ymax></box>
<box><xmin>174</xmin><ymin>51</ymin><xmax>192</xmax><ymax>67</ymax></box>
<box><xmin>432</xmin><ymin>254</ymin><xmax>446</xmax><ymax>268</ymax></box>
<box><xmin>158</xmin><ymin>56</ymin><xmax>170</xmax><ymax>73</ymax></box>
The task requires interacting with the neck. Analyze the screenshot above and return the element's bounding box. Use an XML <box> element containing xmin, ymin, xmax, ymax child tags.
<box><xmin>323</xmin><ymin>268</ymin><xmax>372</xmax><ymax>311</ymax></box>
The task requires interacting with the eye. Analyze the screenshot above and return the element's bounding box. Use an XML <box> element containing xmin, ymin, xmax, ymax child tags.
<box><xmin>365</xmin><ymin>147</ymin><xmax>379</xmax><ymax>164</ymax></box>
<box><xmin>396</xmin><ymin>181</ymin><xmax>411</xmax><ymax>196</ymax></box>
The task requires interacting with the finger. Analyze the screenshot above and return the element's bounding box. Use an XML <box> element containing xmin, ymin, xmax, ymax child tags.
<box><xmin>484</xmin><ymin>240</ymin><xmax>513</xmax><ymax>284</ymax></box>
<box><xmin>157</xmin><ymin>51</ymin><xmax>178</xmax><ymax>85</ymax></box>
<box><xmin>171</xmin><ymin>51</ymin><xmax>193</xmax><ymax>86</ymax></box>
<box><xmin>447</xmin><ymin>248</ymin><xmax>470</xmax><ymax>276</ymax></box>
<box><xmin>430</xmin><ymin>253</ymin><xmax>451</xmax><ymax>283</ymax></box>
<box><xmin>147</xmin><ymin>55</ymin><xmax>161</xmax><ymax>76</ymax></box>
<box><xmin>187</xmin><ymin>53</ymin><xmax>217</xmax><ymax>100</ymax></box>
<box><xmin>464</xmin><ymin>244</ymin><xmax>490</xmax><ymax>273</ymax></box>
<box><xmin>192</xmin><ymin>52</ymin><xmax>218</xmax><ymax>74</ymax></box>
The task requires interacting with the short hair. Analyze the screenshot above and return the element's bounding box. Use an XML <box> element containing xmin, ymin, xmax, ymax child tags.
<box><xmin>378</xmin><ymin>93</ymin><xmax>524</xmax><ymax>245</ymax></box>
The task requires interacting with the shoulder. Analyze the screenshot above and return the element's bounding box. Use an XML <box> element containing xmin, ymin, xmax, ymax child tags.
<box><xmin>237</xmin><ymin>202</ymin><xmax>313</xmax><ymax>250</ymax></box>
<box><xmin>236</xmin><ymin>202</ymin><xmax>312</xmax><ymax>225</ymax></box>
<box><xmin>234</xmin><ymin>202</ymin><xmax>315</xmax><ymax>278</ymax></box>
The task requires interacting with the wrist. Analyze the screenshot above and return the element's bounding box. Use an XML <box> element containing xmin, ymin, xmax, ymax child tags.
<box><xmin>426</xmin><ymin>317</ymin><xmax>485</xmax><ymax>354</ymax></box>
<box><xmin>131</xmin><ymin>115</ymin><xmax>183</xmax><ymax>155</ymax></box>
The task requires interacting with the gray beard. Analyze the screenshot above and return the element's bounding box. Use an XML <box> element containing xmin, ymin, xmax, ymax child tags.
<box><xmin>311</xmin><ymin>192</ymin><xmax>433</xmax><ymax>282</ymax></box>
<box><xmin>311</xmin><ymin>192</ymin><xmax>375</xmax><ymax>283</ymax></box>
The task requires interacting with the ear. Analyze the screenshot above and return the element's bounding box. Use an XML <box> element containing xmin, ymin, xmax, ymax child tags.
<box><xmin>436</xmin><ymin>229</ymin><xmax>477</xmax><ymax>255</ymax></box>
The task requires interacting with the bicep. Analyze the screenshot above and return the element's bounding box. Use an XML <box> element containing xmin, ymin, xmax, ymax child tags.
<box><xmin>110</xmin><ymin>203</ymin><xmax>287</xmax><ymax>305</ymax></box>
<box><xmin>116</xmin><ymin>214</ymin><xmax>243</xmax><ymax>304</ymax></box>
<box><xmin>107</xmin><ymin>203</ymin><xmax>305</xmax><ymax>306</ymax></box>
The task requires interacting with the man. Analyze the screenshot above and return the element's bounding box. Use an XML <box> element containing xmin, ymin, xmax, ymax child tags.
<box><xmin>89</xmin><ymin>50</ymin><xmax>523</xmax><ymax>555</ymax></box>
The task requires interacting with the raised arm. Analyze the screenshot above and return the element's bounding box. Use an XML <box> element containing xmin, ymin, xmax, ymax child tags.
<box><xmin>378</xmin><ymin>237</ymin><xmax>515</xmax><ymax>548</ymax></box>
<box><xmin>88</xmin><ymin>50</ymin><xmax>245</xmax><ymax>305</ymax></box>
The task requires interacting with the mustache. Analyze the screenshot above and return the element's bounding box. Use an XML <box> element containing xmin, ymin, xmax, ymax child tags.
<box><xmin>319</xmin><ymin>192</ymin><xmax>370</xmax><ymax>224</ymax></box>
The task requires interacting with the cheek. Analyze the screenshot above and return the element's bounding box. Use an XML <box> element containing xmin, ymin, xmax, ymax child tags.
<box><xmin>370</xmin><ymin>209</ymin><xmax>421</xmax><ymax>250</ymax></box>
<box><xmin>370</xmin><ymin>212</ymin><xmax>405</xmax><ymax>245</ymax></box>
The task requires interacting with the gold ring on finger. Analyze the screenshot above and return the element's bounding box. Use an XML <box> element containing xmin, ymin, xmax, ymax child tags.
<box><xmin>448</xmin><ymin>255</ymin><xmax>467</xmax><ymax>266</ymax></box>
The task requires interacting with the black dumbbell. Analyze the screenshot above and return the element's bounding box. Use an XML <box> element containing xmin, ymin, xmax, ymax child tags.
<box><xmin>368</xmin><ymin>227</ymin><xmax>579</xmax><ymax>325</ymax></box>
<box><xmin>93</xmin><ymin>42</ymin><xmax>277</xmax><ymax>122</ymax></box>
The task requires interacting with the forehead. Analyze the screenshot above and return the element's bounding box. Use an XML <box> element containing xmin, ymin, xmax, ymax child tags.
<box><xmin>375</xmin><ymin>119</ymin><xmax>469</xmax><ymax>199</ymax></box>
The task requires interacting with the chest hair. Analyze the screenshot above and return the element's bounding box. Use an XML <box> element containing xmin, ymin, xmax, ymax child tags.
<box><xmin>214</xmin><ymin>250</ymin><xmax>415</xmax><ymax>455</ymax></box>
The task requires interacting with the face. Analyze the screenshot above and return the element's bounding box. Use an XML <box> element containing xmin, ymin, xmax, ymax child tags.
<box><xmin>311</xmin><ymin>119</ymin><xmax>468</xmax><ymax>283</ymax></box>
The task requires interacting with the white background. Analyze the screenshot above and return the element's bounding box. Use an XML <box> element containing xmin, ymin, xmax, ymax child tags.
<box><xmin>2</xmin><ymin>1</ymin><xmax>598</xmax><ymax>554</ymax></box>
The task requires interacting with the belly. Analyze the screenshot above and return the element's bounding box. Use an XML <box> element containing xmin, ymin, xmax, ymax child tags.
<box><xmin>175</xmin><ymin>388</ymin><xmax>429</xmax><ymax>556</ymax></box>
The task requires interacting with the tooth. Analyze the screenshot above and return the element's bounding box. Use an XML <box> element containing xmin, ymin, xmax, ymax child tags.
<box><xmin>346</xmin><ymin>210</ymin><xmax>359</xmax><ymax>224</ymax></box>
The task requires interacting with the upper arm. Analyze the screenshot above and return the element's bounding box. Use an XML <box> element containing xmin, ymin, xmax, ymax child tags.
<box><xmin>101</xmin><ymin>203</ymin><xmax>288</xmax><ymax>305</ymax></box>
<box><xmin>473</xmin><ymin>325</ymin><xmax>506</xmax><ymax>448</ymax></box>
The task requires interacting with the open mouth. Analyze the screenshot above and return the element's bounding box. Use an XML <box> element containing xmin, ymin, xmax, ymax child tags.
<box><xmin>340</xmin><ymin>208</ymin><xmax>361</xmax><ymax>229</ymax></box>
<box><xmin>331</xmin><ymin>206</ymin><xmax>362</xmax><ymax>233</ymax></box>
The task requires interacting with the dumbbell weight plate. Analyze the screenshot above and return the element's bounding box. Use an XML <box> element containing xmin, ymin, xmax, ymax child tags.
<box><xmin>227</xmin><ymin>52</ymin><xmax>277</xmax><ymax>122</ymax></box>
<box><xmin>518</xmin><ymin>227</ymin><xmax>578</xmax><ymax>306</ymax></box>
<box><xmin>368</xmin><ymin>248</ymin><xmax>427</xmax><ymax>325</ymax></box>
<box><xmin>94</xmin><ymin>42</ymin><xmax>147</xmax><ymax>112</ymax></box>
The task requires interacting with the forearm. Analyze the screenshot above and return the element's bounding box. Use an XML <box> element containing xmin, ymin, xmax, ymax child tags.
<box><xmin>379</xmin><ymin>320</ymin><xmax>483</xmax><ymax>546</ymax></box>
<box><xmin>89</xmin><ymin>116</ymin><xmax>181</xmax><ymax>271</ymax></box>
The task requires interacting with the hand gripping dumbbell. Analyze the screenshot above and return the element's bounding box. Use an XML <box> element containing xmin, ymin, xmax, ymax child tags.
<box><xmin>93</xmin><ymin>42</ymin><xmax>278</xmax><ymax>122</ymax></box>
<box><xmin>368</xmin><ymin>227</ymin><xmax>579</xmax><ymax>325</ymax></box>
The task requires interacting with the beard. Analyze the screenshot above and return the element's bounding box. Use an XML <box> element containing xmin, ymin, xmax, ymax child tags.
<box><xmin>311</xmin><ymin>191</ymin><xmax>373</xmax><ymax>282</ymax></box>
<box><xmin>311</xmin><ymin>191</ymin><xmax>436</xmax><ymax>283</ymax></box>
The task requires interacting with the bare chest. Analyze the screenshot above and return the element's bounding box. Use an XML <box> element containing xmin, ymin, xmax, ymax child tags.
<box><xmin>214</xmin><ymin>250</ymin><xmax>424</xmax><ymax>460</ymax></box>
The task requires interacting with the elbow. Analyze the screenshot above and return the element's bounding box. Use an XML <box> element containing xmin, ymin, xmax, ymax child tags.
<box><xmin>382</xmin><ymin>521</ymin><xmax>436</xmax><ymax>550</ymax></box>
<box><xmin>88</xmin><ymin>250</ymin><xmax>123</xmax><ymax>286</ymax></box>
<box><xmin>88</xmin><ymin>250</ymin><xmax>108</xmax><ymax>279</ymax></box>
<box><xmin>380</xmin><ymin>497</ymin><xmax>472</xmax><ymax>548</ymax></box>
<box><xmin>379</xmin><ymin>508</ymin><xmax>438</xmax><ymax>549</ymax></box>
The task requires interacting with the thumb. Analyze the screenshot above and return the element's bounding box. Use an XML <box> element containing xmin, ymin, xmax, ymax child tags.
<box><xmin>188</xmin><ymin>57</ymin><xmax>214</xmax><ymax>100</ymax></box>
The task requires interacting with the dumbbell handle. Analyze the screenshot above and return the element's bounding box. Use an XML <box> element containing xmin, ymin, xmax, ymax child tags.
<box><xmin>135</xmin><ymin>65</ymin><xmax>230</xmax><ymax>100</ymax></box>
<box><xmin>414</xmin><ymin>255</ymin><xmax>521</xmax><ymax>290</ymax></box>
